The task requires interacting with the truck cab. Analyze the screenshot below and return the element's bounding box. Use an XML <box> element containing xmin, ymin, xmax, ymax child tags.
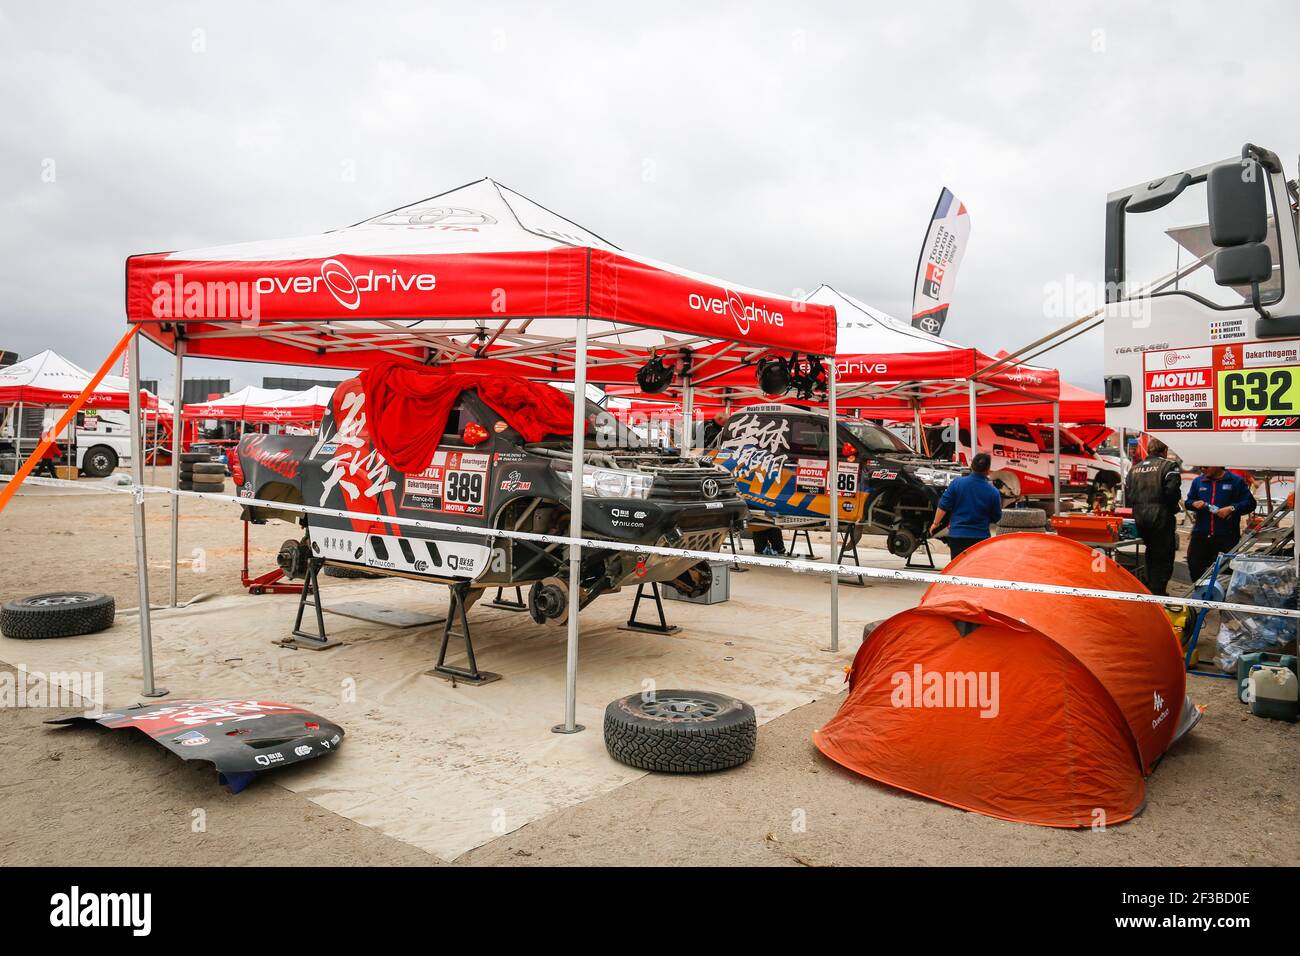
<box><xmin>1103</xmin><ymin>143</ymin><xmax>1300</xmax><ymax>471</ymax></box>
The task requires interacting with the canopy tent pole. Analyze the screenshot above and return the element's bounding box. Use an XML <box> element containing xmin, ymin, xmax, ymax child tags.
<box><xmin>967</xmin><ymin>380</ymin><xmax>979</xmax><ymax>460</ymax></box>
<box><xmin>1116</xmin><ymin>427</ymin><xmax>1128</xmax><ymax>507</ymax></box>
<box><xmin>168</xmin><ymin>345</ymin><xmax>184</xmax><ymax>608</ymax></box>
<box><xmin>127</xmin><ymin>333</ymin><xmax>167</xmax><ymax>698</ymax></box>
<box><xmin>680</xmin><ymin>374</ymin><xmax>693</xmax><ymax>455</ymax></box>
<box><xmin>15</xmin><ymin>400</ymin><xmax>23</xmax><ymax>471</ymax></box>
<box><xmin>828</xmin><ymin>359</ymin><xmax>839</xmax><ymax>652</ymax></box>
<box><xmin>912</xmin><ymin>400</ymin><xmax>923</xmax><ymax>454</ymax></box>
<box><xmin>555</xmin><ymin>316</ymin><xmax>589</xmax><ymax>735</ymax></box>
<box><xmin>1052</xmin><ymin>400</ymin><xmax>1061</xmax><ymax>516</ymax></box>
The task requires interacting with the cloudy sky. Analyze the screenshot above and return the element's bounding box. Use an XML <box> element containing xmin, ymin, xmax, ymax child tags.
<box><xmin>1</xmin><ymin>0</ymin><xmax>1295</xmax><ymax>393</ymax></box>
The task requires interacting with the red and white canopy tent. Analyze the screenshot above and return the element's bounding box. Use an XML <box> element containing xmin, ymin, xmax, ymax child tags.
<box><xmin>0</xmin><ymin>350</ymin><xmax>168</xmax><ymax>469</ymax></box>
<box><xmin>121</xmin><ymin>178</ymin><xmax>837</xmax><ymax>725</ymax></box>
<box><xmin>182</xmin><ymin>385</ymin><xmax>294</xmax><ymax>422</ymax></box>
<box><xmin>0</xmin><ymin>349</ymin><xmax>159</xmax><ymax>409</ymax></box>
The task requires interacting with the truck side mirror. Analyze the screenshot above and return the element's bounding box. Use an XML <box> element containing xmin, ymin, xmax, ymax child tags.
<box><xmin>1206</xmin><ymin>158</ymin><xmax>1273</xmax><ymax>318</ymax></box>
<box><xmin>1207</xmin><ymin>159</ymin><xmax>1268</xmax><ymax>248</ymax></box>
<box><xmin>1212</xmin><ymin>243</ymin><xmax>1272</xmax><ymax>287</ymax></box>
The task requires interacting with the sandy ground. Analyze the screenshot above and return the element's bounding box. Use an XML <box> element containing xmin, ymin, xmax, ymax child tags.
<box><xmin>1</xmin><ymin>479</ymin><xmax>1296</xmax><ymax>866</ymax></box>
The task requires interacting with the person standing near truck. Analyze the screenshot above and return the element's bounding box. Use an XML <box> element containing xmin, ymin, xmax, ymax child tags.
<box><xmin>1122</xmin><ymin>438</ymin><xmax>1182</xmax><ymax>595</ymax></box>
<box><xmin>930</xmin><ymin>452</ymin><xmax>1002</xmax><ymax>560</ymax></box>
<box><xmin>1184</xmin><ymin>466</ymin><xmax>1256</xmax><ymax>582</ymax></box>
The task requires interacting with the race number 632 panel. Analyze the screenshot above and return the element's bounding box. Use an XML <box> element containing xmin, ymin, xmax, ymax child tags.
<box><xmin>1143</xmin><ymin>338</ymin><xmax>1300</xmax><ymax>434</ymax></box>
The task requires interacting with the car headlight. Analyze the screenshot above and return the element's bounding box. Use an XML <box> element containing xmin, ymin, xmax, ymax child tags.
<box><xmin>915</xmin><ymin>467</ymin><xmax>961</xmax><ymax>487</ymax></box>
<box><xmin>557</xmin><ymin>466</ymin><xmax>654</xmax><ymax>499</ymax></box>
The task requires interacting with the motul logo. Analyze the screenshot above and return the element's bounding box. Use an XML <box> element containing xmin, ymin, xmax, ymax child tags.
<box><xmin>1147</xmin><ymin>370</ymin><xmax>1209</xmax><ymax>388</ymax></box>
<box><xmin>688</xmin><ymin>289</ymin><xmax>783</xmax><ymax>337</ymax></box>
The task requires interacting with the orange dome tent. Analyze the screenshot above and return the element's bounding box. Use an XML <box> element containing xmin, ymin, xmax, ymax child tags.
<box><xmin>813</xmin><ymin>534</ymin><xmax>1194</xmax><ymax>828</ymax></box>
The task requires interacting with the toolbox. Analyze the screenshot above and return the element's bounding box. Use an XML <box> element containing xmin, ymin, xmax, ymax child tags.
<box><xmin>1049</xmin><ymin>513</ymin><xmax>1123</xmax><ymax>544</ymax></box>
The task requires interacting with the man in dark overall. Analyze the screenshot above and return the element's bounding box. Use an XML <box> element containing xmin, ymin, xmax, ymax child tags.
<box><xmin>1122</xmin><ymin>438</ymin><xmax>1181</xmax><ymax>595</ymax></box>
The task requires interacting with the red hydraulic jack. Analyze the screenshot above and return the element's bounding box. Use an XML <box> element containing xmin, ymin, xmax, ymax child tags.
<box><xmin>240</xmin><ymin>521</ymin><xmax>303</xmax><ymax>596</ymax></box>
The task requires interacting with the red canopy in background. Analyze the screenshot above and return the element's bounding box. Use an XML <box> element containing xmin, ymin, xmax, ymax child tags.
<box><xmin>886</xmin><ymin>378</ymin><xmax>1106</xmax><ymax>426</ymax></box>
<box><xmin>183</xmin><ymin>385</ymin><xmax>336</xmax><ymax>425</ymax></box>
<box><xmin>0</xmin><ymin>350</ymin><xmax>156</xmax><ymax>410</ymax></box>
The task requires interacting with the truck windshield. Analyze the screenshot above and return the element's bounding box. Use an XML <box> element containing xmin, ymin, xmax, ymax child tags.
<box><xmin>841</xmin><ymin>420</ymin><xmax>915</xmax><ymax>454</ymax></box>
<box><xmin>1123</xmin><ymin>176</ymin><xmax>1283</xmax><ymax>307</ymax></box>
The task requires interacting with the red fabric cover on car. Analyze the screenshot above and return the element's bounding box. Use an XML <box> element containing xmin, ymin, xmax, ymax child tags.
<box><xmin>357</xmin><ymin>359</ymin><xmax>577</xmax><ymax>473</ymax></box>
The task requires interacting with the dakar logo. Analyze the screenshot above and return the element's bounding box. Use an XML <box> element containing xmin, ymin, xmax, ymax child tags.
<box><xmin>688</xmin><ymin>288</ymin><xmax>784</xmax><ymax>337</ymax></box>
<box><xmin>1220</xmin><ymin>346</ymin><xmax>1237</xmax><ymax>368</ymax></box>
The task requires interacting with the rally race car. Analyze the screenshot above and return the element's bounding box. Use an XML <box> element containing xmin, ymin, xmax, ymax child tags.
<box><xmin>702</xmin><ymin>404</ymin><xmax>962</xmax><ymax>558</ymax></box>
<box><xmin>925</xmin><ymin>422</ymin><xmax>1122</xmax><ymax>506</ymax></box>
<box><xmin>231</xmin><ymin>372</ymin><xmax>746</xmax><ymax>675</ymax></box>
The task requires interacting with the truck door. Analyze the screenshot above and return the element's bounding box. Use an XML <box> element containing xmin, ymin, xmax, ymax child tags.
<box><xmin>1104</xmin><ymin>146</ymin><xmax>1300</xmax><ymax>470</ymax></box>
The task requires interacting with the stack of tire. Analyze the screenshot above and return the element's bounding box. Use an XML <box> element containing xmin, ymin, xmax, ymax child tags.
<box><xmin>179</xmin><ymin>451</ymin><xmax>225</xmax><ymax>494</ymax></box>
<box><xmin>995</xmin><ymin>507</ymin><xmax>1048</xmax><ymax>534</ymax></box>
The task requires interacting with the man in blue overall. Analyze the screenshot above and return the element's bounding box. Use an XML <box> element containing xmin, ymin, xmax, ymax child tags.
<box><xmin>930</xmin><ymin>452</ymin><xmax>1003</xmax><ymax>560</ymax></box>
<box><xmin>1184</xmin><ymin>466</ymin><xmax>1256</xmax><ymax>582</ymax></box>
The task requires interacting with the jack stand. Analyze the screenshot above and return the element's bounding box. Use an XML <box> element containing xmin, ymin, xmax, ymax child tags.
<box><xmin>905</xmin><ymin>537</ymin><xmax>937</xmax><ymax>571</ymax></box>
<box><xmin>278</xmin><ymin>558</ymin><xmax>343</xmax><ymax>650</ymax></box>
<box><xmin>241</xmin><ymin>521</ymin><xmax>303</xmax><ymax>595</ymax></box>
<box><xmin>428</xmin><ymin>583</ymin><xmax>501</xmax><ymax>685</ymax></box>
<box><xmin>835</xmin><ymin>528</ymin><xmax>867</xmax><ymax>587</ymax></box>
<box><xmin>789</xmin><ymin>527</ymin><xmax>817</xmax><ymax>559</ymax></box>
<box><xmin>486</xmin><ymin>585</ymin><xmax>527</xmax><ymax>612</ymax></box>
<box><xmin>725</xmin><ymin>528</ymin><xmax>748</xmax><ymax>572</ymax></box>
<box><xmin>619</xmin><ymin>581</ymin><xmax>680</xmax><ymax>635</ymax></box>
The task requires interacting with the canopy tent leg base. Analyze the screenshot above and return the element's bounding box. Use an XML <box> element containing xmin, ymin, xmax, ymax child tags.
<box><xmin>619</xmin><ymin>582</ymin><xmax>680</xmax><ymax>635</ymax></box>
<box><xmin>485</xmin><ymin>585</ymin><xmax>528</xmax><ymax>612</ymax></box>
<box><xmin>282</xmin><ymin>559</ymin><xmax>344</xmax><ymax>650</ymax></box>
<box><xmin>428</xmin><ymin>583</ymin><xmax>500</xmax><ymax>685</ymax></box>
<box><xmin>550</xmin><ymin>723</ymin><xmax>586</xmax><ymax>734</ymax></box>
<box><xmin>142</xmin><ymin>687</ymin><xmax>170</xmax><ymax>698</ymax></box>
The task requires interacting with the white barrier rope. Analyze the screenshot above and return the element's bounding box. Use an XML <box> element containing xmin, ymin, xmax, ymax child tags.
<box><xmin>5</xmin><ymin>472</ymin><xmax>1292</xmax><ymax>621</ymax></box>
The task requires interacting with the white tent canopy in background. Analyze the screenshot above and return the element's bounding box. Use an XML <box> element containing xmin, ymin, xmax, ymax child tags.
<box><xmin>0</xmin><ymin>349</ymin><xmax>148</xmax><ymax>409</ymax></box>
<box><xmin>182</xmin><ymin>385</ymin><xmax>294</xmax><ymax>421</ymax></box>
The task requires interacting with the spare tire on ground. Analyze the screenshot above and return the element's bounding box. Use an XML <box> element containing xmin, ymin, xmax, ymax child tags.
<box><xmin>1</xmin><ymin>592</ymin><xmax>115</xmax><ymax>639</ymax></box>
<box><xmin>323</xmin><ymin>564</ymin><xmax>385</xmax><ymax>580</ymax></box>
<box><xmin>604</xmin><ymin>690</ymin><xmax>757</xmax><ymax>773</ymax></box>
<box><xmin>191</xmin><ymin>461</ymin><xmax>225</xmax><ymax>476</ymax></box>
<box><xmin>180</xmin><ymin>451</ymin><xmax>215</xmax><ymax>464</ymax></box>
<box><xmin>996</xmin><ymin>507</ymin><xmax>1048</xmax><ymax>531</ymax></box>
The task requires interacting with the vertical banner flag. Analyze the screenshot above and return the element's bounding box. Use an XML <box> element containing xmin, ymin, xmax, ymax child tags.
<box><xmin>911</xmin><ymin>187</ymin><xmax>970</xmax><ymax>336</ymax></box>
